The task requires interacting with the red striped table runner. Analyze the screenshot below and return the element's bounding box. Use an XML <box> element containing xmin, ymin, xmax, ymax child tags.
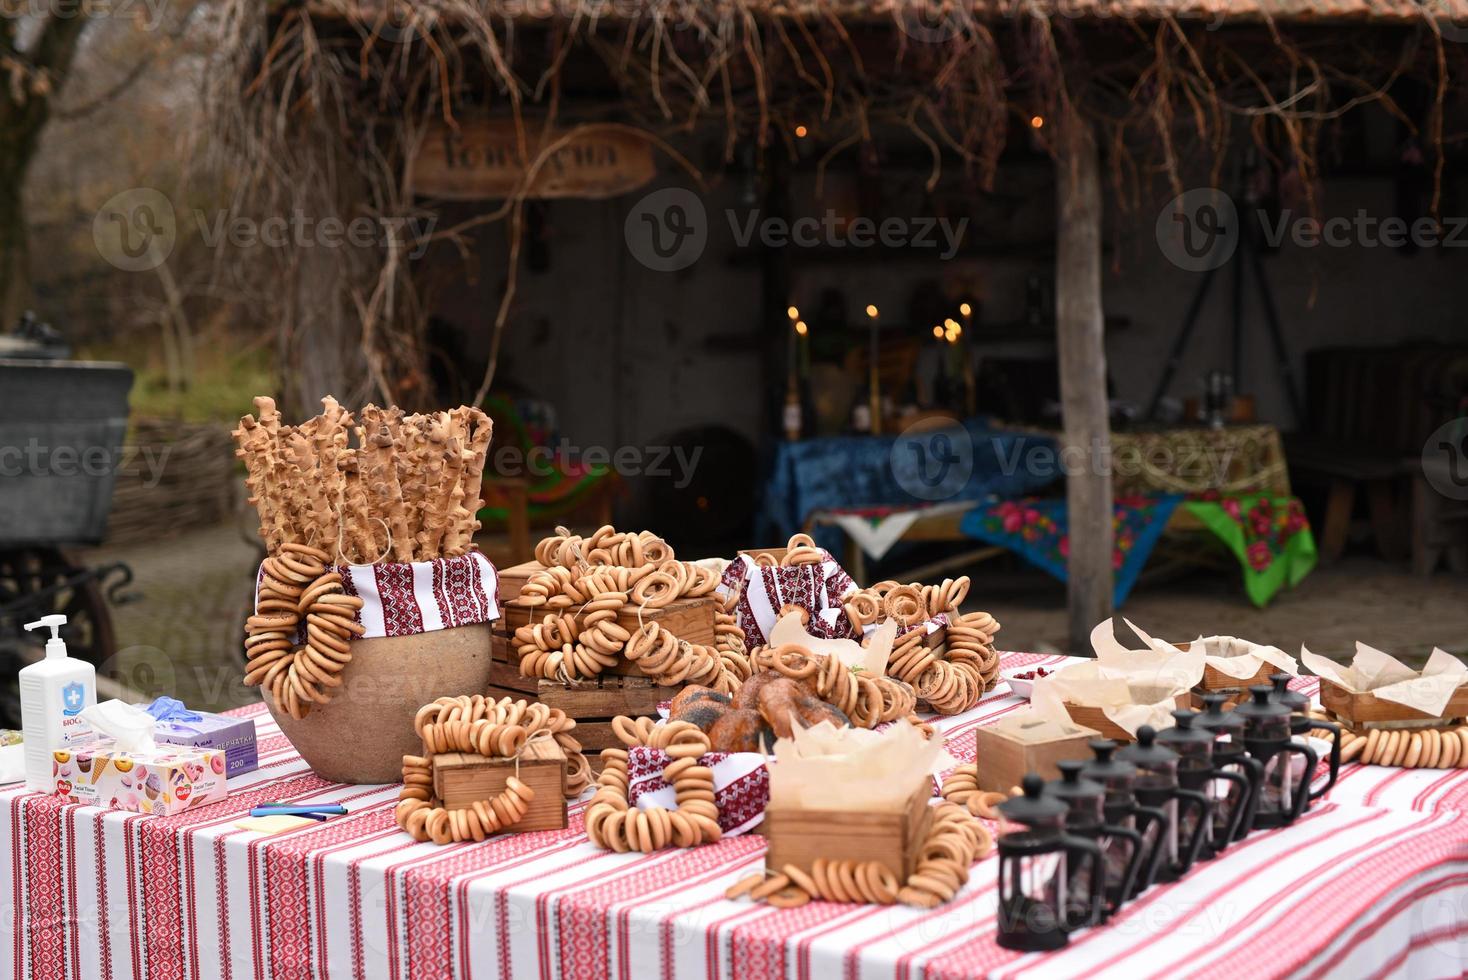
<box><xmin>3</xmin><ymin>653</ymin><xmax>1467</xmax><ymax>980</ymax></box>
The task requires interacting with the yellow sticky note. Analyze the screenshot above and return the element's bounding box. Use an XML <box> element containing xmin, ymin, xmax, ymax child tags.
<box><xmin>234</xmin><ymin>814</ymin><xmax>320</xmax><ymax>835</ymax></box>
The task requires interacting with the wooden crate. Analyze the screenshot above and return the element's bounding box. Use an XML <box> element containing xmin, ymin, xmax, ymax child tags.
<box><xmin>973</xmin><ymin>716</ymin><xmax>1101</xmax><ymax>793</ymax></box>
<box><xmin>1318</xmin><ymin>679</ymin><xmax>1468</xmax><ymax>727</ymax></box>
<box><xmin>1063</xmin><ymin>695</ymin><xmax>1191</xmax><ymax>743</ymax></box>
<box><xmin>488</xmin><ymin>635</ymin><xmax>666</xmax><ymax>768</ymax></box>
<box><xmin>762</xmin><ymin>780</ymin><xmax>933</xmax><ymax>881</ymax></box>
<box><xmin>432</xmin><ymin>738</ymin><xmax>568</xmax><ymax>831</ymax></box>
<box><xmin>498</xmin><ymin>560</ymin><xmax>544</xmax><ymax>604</ymax></box>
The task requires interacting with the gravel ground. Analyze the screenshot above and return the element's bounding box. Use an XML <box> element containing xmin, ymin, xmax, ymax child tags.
<box><xmin>80</xmin><ymin>523</ymin><xmax>1468</xmax><ymax>711</ymax></box>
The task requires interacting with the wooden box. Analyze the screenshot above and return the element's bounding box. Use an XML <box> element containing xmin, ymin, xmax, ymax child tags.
<box><xmin>488</xmin><ymin>634</ymin><xmax>665</xmax><ymax>769</ymax></box>
<box><xmin>432</xmin><ymin>738</ymin><xmax>568</xmax><ymax>831</ymax></box>
<box><xmin>762</xmin><ymin>780</ymin><xmax>933</xmax><ymax>881</ymax></box>
<box><xmin>738</xmin><ymin>546</ymin><xmax>789</xmax><ymax>564</ymax></box>
<box><xmin>1062</xmin><ymin>694</ymin><xmax>1191</xmax><ymax>743</ymax></box>
<box><xmin>1318</xmin><ymin>679</ymin><xmax>1468</xmax><ymax>727</ymax></box>
<box><xmin>974</xmin><ymin>715</ymin><xmax>1101</xmax><ymax>792</ymax></box>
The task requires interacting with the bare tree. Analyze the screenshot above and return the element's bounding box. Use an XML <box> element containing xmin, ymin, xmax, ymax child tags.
<box><xmin>0</xmin><ymin>7</ymin><xmax>90</xmax><ymax>320</ymax></box>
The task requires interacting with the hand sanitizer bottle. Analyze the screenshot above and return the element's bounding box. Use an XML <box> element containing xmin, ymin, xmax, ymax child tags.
<box><xmin>19</xmin><ymin>615</ymin><xmax>96</xmax><ymax>792</ymax></box>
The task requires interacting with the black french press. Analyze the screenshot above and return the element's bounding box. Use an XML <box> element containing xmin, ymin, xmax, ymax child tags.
<box><xmin>995</xmin><ymin>774</ymin><xmax>1107</xmax><ymax>952</ymax></box>
<box><xmin>1267</xmin><ymin>673</ymin><xmax>1342</xmax><ymax>810</ymax></box>
<box><xmin>1081</xmin><ymin>739</ymin><xmax>1170</xmax><ymax>901</ymax></box>
<box><xmin>1157</xmin><ymin>709</ymin><xmax>1253</xmax><ymax>861</ymax></box>
<box><xmin>1117</xmin><ymin>726</ymin><xmax>1213</xmax><ymax>884</ymax></box>
<box><xmin>1196</xmin><ymin>694</ymin><xmax>1264</xmax><ymax>848</ymax></box>
<box><xmin>1047</xmin><ymin>760</ymin><xmax>1148</xmax><ymax>922</ymax></box>
<box><xmin>1234</xmin><ymin>685</ymin><xmax>1318</xmax><ymax>829</ymax></box>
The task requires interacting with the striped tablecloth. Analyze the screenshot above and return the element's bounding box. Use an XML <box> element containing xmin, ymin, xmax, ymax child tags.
<box><xmin>4</xmin><ymin>653</ymin><xmax>1468</xmax><ymax>980</ymax></box>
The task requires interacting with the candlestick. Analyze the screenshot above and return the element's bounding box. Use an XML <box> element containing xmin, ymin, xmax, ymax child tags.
<box><xmin>865</xmin><ymin>304</ymin><xmax>881</xmax><ymax>435</ymax></box>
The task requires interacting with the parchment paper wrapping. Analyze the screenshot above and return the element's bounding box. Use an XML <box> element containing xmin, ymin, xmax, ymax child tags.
<box><xmin>1028</xmin><ymin>620</ymin><xmax>1206</xmax><ymax>736</ymax></box>
<box><xmin>769</xmin><ymin>613</ymin><xmax>897</xmax><ymax>675</ymax></box>
<box><xmin>1302</xmin><ymin>643</ymin><xmax>1467</xmax><ymax>718</ymax></box>
<box><xmin>1152</xmin><ymin>632</ymin><xmax>1299</xmax><ymax>681</ymax></box>
<box><xmin>767</xmin><ymin>719</ymin><xmax>954</xmax><ymax>812</ymax></box>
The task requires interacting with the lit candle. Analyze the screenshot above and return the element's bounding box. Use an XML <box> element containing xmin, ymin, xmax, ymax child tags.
<box><xmin>865</xmin><ymin>305</ymin><xmax>881</xmax><ymax>434</ymax></box>
<box><xmin>787</xmin><ymin>305</ymin><xmax>800</xmax><ymax>385</ymax></box>
<box><xmin>795</xmin><ymin>320</ymin><xmax>810</xmax><ymax>378</ymax></box>
<box><xmin>959</xmin><ymin>302</ymin><xmax>976</xmax><ymax>415</ymax></box>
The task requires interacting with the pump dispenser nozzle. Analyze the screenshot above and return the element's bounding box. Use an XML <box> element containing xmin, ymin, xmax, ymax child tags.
<box><xmin>24</xmin><ymin>615</ymin><xmax>68</xmax><ymax>657</ymax></box>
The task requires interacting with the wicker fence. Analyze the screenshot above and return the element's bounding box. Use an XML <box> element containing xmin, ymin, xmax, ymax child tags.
<box><xmin>105</xmin><ymin>418</ymin><xmax>239</xmax><ymax>546</ymax></box>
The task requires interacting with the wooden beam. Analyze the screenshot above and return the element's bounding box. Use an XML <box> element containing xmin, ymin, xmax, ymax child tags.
<box><xmin>1054</xmin><ymin>115</ymin><xmax>1113</xmax><ymax>655</ymax></box>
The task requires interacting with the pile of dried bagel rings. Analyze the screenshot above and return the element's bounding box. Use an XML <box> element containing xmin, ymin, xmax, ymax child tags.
<box><xmin>723</xmin><ymin>801</ymin><xmax>993</xmax><ymax>908</ymax></box>
<box><xmin>395</xmin><ymin>695</ymin><xmax>592</xmax><ymax>844</ymax></box>
<box><xmin>514</xmin><ymin>525</ymin><xmax>749</xmax><ymax>691</ymax></box>
<box><xmin>748</xmin><ymin>643</ymin><xmax>916</xmax><ymax>728</ymax></box>
<box><xmin>843</xmin><ymin>577</ymin><xmax>1002</xmax><ymax>715</ymax></box>
<box><xmin>243</xmin><ymin>543</ymin><xmax>365</xmax><ymax>719</ymax></box>
<box><xmin>938</xmin><ymin>763</ymin><xmax>1020</xmax><ymax>818</ymax></box>
<box><xmin>1308</xmin><ymin>710</ymin><xmax>1468</xmax><ymax>768</ymax></box>
<box><xmin>584</xmin><ymin>718</ymin><xmax>724</xmax><ymax>852</ymax></box>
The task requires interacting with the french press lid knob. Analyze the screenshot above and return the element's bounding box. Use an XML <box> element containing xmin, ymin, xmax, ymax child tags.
<box><xmin>997</xmin><ymin>772</ymin><xmax>1069</xmax><ymax>825</ymax></box>
<box><xmin>1117</xmin><ymin>725</ymin><xmax>1180</xmax><ymax>770</ymax></box>
<box><xmin>1270</xmin><ymin>673</ymin><xmax>1309</xmax><ymax>711</ymax></box>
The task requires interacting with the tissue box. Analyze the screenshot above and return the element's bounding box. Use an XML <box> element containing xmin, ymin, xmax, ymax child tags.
<box><xmin>975</xmin><ymin>714</ymin><xmax>1102</xmax><ymax>792</ymax></box>
<box><xmin>52</xmin><ymin>739</ymin><xmax>228</xmax><ymax>815</ymax></box>
<box><xmin>143</xmin><ymin>706</ymin><xmax>258</xmax><ymax>777</ymax></box>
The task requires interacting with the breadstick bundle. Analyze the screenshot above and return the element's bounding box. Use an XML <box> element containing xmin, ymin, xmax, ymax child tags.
<box><xmin>235</xmin><ymin>396</ymin><xmax>494</xmax><ymax>717</ymax></box>
<box><xmin>232</xmin><ymin>396</ymin><xmax>493</xmax><ymax>564</ymax></box>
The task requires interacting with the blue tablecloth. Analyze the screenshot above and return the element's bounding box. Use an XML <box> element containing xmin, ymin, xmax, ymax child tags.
<box><xmin>760</xmin><ymin>419</ymin><xmax>1058</xmax><ymax>540</ymax></box>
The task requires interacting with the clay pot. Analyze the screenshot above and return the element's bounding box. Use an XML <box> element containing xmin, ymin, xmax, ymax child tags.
<box><xmin>267</xmin><ymin>623</ymin><xmax>494</xmax><ymax>783</ymax></box>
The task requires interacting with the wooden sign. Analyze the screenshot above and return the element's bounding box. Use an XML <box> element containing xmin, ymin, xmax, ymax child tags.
<box><xmin>409</xmin><ymin>119</ymin><xmax>657</xmax><ymax>200</ymax></box>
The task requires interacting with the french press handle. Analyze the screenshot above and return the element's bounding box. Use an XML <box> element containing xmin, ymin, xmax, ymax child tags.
<box><xmin>1208</xmin><ymin>767</ymin><xmax>1254</xmax><ymax>849</ymax></box>
<box><xmin>1128</xmin><ymin>803</ymin><xmax>1171</xmax><ymax>896</ymax></box>
<box><xmin>1098</xmin><ymin>820</ymin><xmax>1146</xmax><ymax>916</ymax></box>
<box><xmin>1305</xmin><ymin>719</ymin><xmax>1342</xmax><ymax>802</ymax></box>
<box><xmin>1278</xmin><ymin>740</ymin><xmax>1318</xmax><ymax>824</ymax></box>
<box><xmin>1174</xmin><ymin>788</ymin><xmax>1215</xmax><ymax>875</ymax></box>
<box><xmin>1220</xmin><ymin>754</ymin><xmax>1264</xmax><ymax>842</ymax></box>
<box><xmin>1060</xmin><ymin>834</ymin><xmax>1107</xmax><ymax>932</ymax></box>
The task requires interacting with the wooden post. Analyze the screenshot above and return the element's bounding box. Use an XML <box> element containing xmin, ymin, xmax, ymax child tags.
<box><xmin>1054</xmin><ymin>114</ymin><xmax>1113</xmax><ymax>655</ymax></box>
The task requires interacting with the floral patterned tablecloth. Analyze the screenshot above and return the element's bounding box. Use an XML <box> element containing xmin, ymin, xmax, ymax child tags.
<box><xmin>958</xmin><ymin>492</ymin><xmax>1316</xmax><ymax>607</ymax></box>
<box><xmin>1183</xmin><ymin>493</ymin><xmax>1318</xmax><ymax>607</ymax></box>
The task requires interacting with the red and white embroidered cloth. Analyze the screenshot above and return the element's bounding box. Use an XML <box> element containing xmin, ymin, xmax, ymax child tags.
<box><xmin>626</xmin><ymin>747</ymin><xmax>769</xmax><ymax>837</ymax></box>
<box><xmin>718</xmin><ymin>551</ymin><xmax>858</xmax><ymax>650</ymax></box>
<box><xmin>5</xmin><ymin>654</ymin><xmax>1468</xmax><ymax>980</ymax></box>
<box><xmin>255</xmin><ymin>552</ymin><xmax>499</xmax><ymax>639</ymax></box>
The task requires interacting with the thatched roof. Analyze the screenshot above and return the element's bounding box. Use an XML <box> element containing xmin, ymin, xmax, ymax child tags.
<box><xmin>312</xmin><ymin>0</ymin><xmax>1468</xmax><ymax>26</ymax></box>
